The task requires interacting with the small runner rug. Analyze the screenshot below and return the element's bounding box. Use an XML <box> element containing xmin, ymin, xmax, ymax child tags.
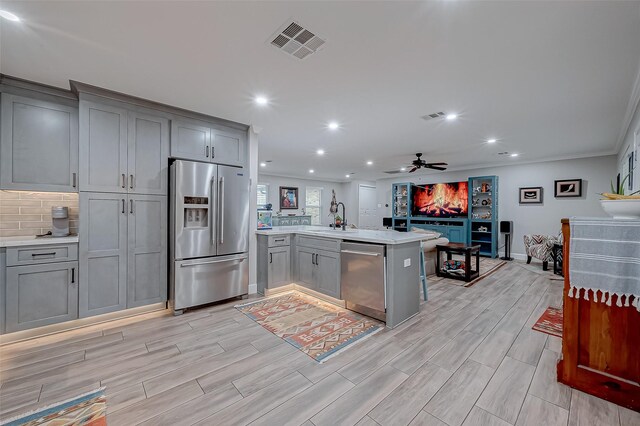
<box><xmin>235</xmin><ymin>291</ymin><xmax>383</xmax><ymax>363</ymax></box>
<box><xmin>532</xmin><ymin>306</ymin><xmax>563</xmax><ymax>338</ymax></box>
<box><xmin>1</xmin><ymin>387</ymin><xmax>106</xmax><ymax>426</ymax></box>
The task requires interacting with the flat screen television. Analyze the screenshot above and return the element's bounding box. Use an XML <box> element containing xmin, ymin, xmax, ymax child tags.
<box><xmin>411</xmin><ymin>182</ymin><xmax>469</xmax><ymax>217</ymax></box>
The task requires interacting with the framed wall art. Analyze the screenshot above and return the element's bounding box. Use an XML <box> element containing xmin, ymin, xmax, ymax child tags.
<box><xmin>554</xmin><ymin>179</ymin><xmax>582</xmax><ymax>198</ymax></box>
<box><xmin>519</xmin><ymin>187</ymin><xmax>543</xmax><ymax>204</ymax></box>
<box><xmin>279</xmin><ymin>186</ymin><xmax>299</xmax><ymax>209</ymax></box>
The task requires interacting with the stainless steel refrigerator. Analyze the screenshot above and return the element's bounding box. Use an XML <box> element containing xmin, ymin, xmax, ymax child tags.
<box><xmin>169</xmin><ymin>160</ymin><xmax>249</xmax><ymax>314</ymax></box>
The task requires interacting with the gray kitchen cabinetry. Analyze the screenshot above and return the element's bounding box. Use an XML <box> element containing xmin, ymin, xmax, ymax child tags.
<box><xmin>296</xmin><ymin>246</ymin><xmax>317</xmax><ymax>291</ymax></box>
<box><xmin>0</xmin><ymin>93</ymin><xmax>79</xmax><ymax>192</ymax></box>
<box><xmin>80</xmin><ymin>192</ymin><xmax>167</xmax><ymax>317</ymax></box>
<box><xmin>79</xmin><ymin>99</ymin><xmax>169</xmax><ymax>195</ymax></box>
<box><xmin>127</xmin><ymin>194</ymin><xmax>167</xmax><ymax>308</ymax></box>
<box><xmin>79</xmin><ymin>192</ymin><xmax>128</xmax><ymax>317</ymax></box>
<box><xmin>171</xmin><ymin>118</ymin><xmax>247</xmax><ymax>167</ymax></box>
<box><xmin>256</xmin><ymin>234</ymin><xmax>291</xmax><ymax>294</ymax></box>
<box><xmin>294</xmin><ymin>236</ymin><xmax>341</xmax><ymax>298</ymax></box>
<box><xmin>315</xmin><ymin>250</ymin><xmax>340</xmax><ymax>299</ymax></box>
<box><xmin>5</xmin><ymin>261</ymin><xmax>78</xmax><ymax>333</ymax></box>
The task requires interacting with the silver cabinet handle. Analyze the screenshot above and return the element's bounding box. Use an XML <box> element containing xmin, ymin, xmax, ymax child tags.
<box><xmin>340</xmin><ymin>250</ymin><xmax>381</xmax><ymax>257</ymax></box>
<box><xmin>122</xmin><ymin>199</ymin><xmax>125</xmax><ymax>214</ymax></box>
<box><xmin>121</xmin><ymin>173</ymin><xmax>126</xmax><ymax>188</ymax></box>
<box><xmin>315</xmin><ymin>253</ymin><xmax>319</xmax><ymax>265</ymax></box>
<box><xmin>269</xmin><ymin>253</ymin><xmax>273</xmax><ymax>263</ymax></box>
<box><xmin>219</xmin><ymin>177</ymin><xmax>225</xmax><ymax>244</ymax></box>
<box><xmin>274</xmin><ymin>238</ymin><xmax>285</xmax><ymax>242</ymax></box>
<box><xmin>130</xmin><ymin>199</ymin><xmax>134</xmax><ymax>214</ymax></box>
<box><xmin>311</xmin><ymin>253</ymin><xmax>315</xmax><ymax>265</ymax></box>
<box><xmin>206</xmin><ymin>145</ymin><xmax>209</xmax><ymax>158</ymax></box>
<box><xmin>129</xmin><ymin>174</ymin><xmax>134</xmax><ymax>189</ymax></box>
<box><xmin>72</xmin><ymin>173</ymin><xmax>77</xmax><ymax>188</ymax></box>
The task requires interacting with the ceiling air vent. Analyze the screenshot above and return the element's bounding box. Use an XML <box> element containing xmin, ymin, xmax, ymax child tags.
<box><xmin>421</xmin><ymin>112</ymin><xmax>446</xmax><ymax>121</ymax></box>
<box><xmin>270</xmin><ymin>20</ymin><xmax>326</xmax><ymax>60</ymax></box>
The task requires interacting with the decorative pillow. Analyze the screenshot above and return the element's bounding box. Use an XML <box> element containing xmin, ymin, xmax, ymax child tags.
<box><xmin>410</xmin><ymin>227</ymin><xmax>442</xmax><ymax>239</ymax></box>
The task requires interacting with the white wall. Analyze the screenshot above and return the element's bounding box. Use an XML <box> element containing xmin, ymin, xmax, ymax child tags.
<box><xmin>376</xmin><ymin>155</ymin><xmax>617</xmax><ymax>258</ymax></box>
<box><xmin>617</xmin><ymin>90</ymin><xmax>639</xmax><ymax>194</ymax></box>
<box><xmin>257</xmin><ymin>174</ymin><xmax>347</xmax><ymax>226</ymax></box>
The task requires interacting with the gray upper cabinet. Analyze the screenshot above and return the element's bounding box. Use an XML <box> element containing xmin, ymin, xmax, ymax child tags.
<box><xmin>170</xmin><ymin>119</ymin><xmax>211</xmax><ymax>162</ymax></box>
<box><xmin>127</xmin><ymin>194</ymin><xmax>167</xmax><ymax>308</ymax></box>
<box><xmin>5</xmin><ymin>261</ymin><xmax>78</xmax><ymax>333</ymax></box>
<box><xmin>79</xmin><ymin>100</ymin><xmax>128</xmax><ymax>193</ymax></box>
<box><xmin>79</xmin><ymin>192</ymin><xmax>128</xmax><ymax>318</ymax></box>
<box><xmin>211</xmin><ymin>126</ymin><xmax>246</xmax><ymax>167</ymax></box>
<box><xmin>267</xmin><ymin>246</ymin><xmax>290</xmax><ymax>289</ymax></box>
<box><xmin>0</xmin><ymin>93</ymin><xmax>79</xmax><ymax>192</ymax></box>
<box><xmin>128</xmin><ymin>112</ymin><xmax>169</xmax><ymax>195</ymax></box>
<box><xmin>315</xmin><ymin>250</ymin><xmax>340</xmax><ymax>299</ymax></box>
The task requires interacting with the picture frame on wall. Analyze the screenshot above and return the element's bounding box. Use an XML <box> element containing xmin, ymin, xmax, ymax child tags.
<box><xmin>554</xmin><ymin>179</ymin><xmax>582</xmax><ymax>198</ymax></box>
<box><xmin>279</xmin><ymin>186</ymin><xmax>299</xmax><ymax>209</ymax></box>
<box><xmin>519</xmin><ymin>187</ymin><xmax>543</xmax><ymax>204</ymax></box>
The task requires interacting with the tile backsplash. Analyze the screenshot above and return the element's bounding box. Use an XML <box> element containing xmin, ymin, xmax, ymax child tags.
<box><xmin>0</xmin><ymin>191</ymin><xmax>79</xmax><ymax>237</ymax></box>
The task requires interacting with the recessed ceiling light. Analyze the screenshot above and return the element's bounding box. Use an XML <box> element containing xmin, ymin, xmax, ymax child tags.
<box><xmin>345</xmin><ymin>174</ymin><xmax>350</xmax><ymax>178</ymax></box>
<box><xmin>487</xmin><ymin>139</ymin><xmax>497</xmax><ymax>144</ymax></box>
<box><xmin>254</xmin><ymin>96</ymin><xmax>268</xmax><ymax>106</ymax></box>
<box><xmin>445</xmin><ymin>113</ymin><xmax>458</xmax><ymax>121</ymax></box>
<box><xmin>0</xmin><ymin>10</ymin><xmax>20</xmax><ymax>22</ymax></box>
<box><xmin>366</xmin><ymin>161</ymin><xmax>373</xmax><ymax>165</ymax></box>
<box><xmin>400</xmin><ymin>167</ymin><xmax>406</xmax><ymax>172</ymax></box>
<box><xmin>316</xmin><ymin>149</ymin><xmax>325</xmax><ymax>155</ymax></box>
<box><xmin>328</xmin><ymin>121</ymin><xmax>339</xmax><ymax>130</ymax></box>
<box><xmin>511</xmin><ymin>153</ymin><xmax>519</xmax><ymax>157</ymax></box>
<box><xmin>260</xmin><ymin>162</ymin><xmax>266</xmax><ymax>167</ymax></box>
<box><xmin>309</xmin><ymin>169</ymin><xmax>315</xmax><ymax>173</ymax></box>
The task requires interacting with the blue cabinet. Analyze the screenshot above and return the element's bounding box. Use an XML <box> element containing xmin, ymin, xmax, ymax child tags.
<box><xmin>468</xmin><ymin>176</ymin><xmax>499</xmax><ymax>257</ymax></box>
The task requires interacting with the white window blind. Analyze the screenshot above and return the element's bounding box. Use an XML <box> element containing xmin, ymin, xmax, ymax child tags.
<box><xmin>257</xmin><ymin>184</ymin><xmax>269</xmax><ymax>209</ymax></box>
<box><xmin>306</xmin><ymin>187</ymin><xmax>322</xmax><ymax>225</ymax></box>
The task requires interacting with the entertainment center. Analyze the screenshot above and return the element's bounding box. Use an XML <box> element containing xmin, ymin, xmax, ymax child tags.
<box><xmin>391</xmin><ymin>175</ymin><xmax>499</xmax><ymax>257</ymax></box>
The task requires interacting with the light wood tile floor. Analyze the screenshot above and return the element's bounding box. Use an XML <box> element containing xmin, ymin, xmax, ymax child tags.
<box><xmin>0</xmin><ymin>262</ymin><xmax>636</xmax><ymax>425</ymax></box>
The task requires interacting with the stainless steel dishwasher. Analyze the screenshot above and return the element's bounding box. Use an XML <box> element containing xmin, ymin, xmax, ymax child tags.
<box><xmin>340</xmin><ymin>241</ymin><xmax>386</xmax><ymax>322</ymax></box>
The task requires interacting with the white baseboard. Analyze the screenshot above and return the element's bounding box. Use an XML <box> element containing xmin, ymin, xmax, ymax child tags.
<box><xmin>248</xmin><ymin>283</ymin><xmax>258</xmax><ymax>294</ymax></box>
<box><xmin>511</xmin><ymin>252</ymin><xmax>527</xmax><ymax>261</ymax></box>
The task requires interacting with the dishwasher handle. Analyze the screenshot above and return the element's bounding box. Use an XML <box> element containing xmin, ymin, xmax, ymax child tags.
<box><xmin>340</xmin><ymin>249</ymin><xmax>381</xmax><ymax>257</ymax></box>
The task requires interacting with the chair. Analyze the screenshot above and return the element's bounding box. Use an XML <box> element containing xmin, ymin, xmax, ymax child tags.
<box><xmin>523</xmin><ymin>232</ymin><xmax>563</xmax><ymax>271</ymax></box>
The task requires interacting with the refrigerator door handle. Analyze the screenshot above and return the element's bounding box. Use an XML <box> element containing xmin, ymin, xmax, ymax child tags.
<box><xmin>179</xmin><ymin>256</ymin><xmax>247</xmax><ymax>267</ymax></box>
<box><xmin>210</xmin><ymin>177</ymin><xmax>215</xmax><ymax>246</ymax></box>
<box><xmin>219</xmin><ymin>177</ymin><xmax>225</xmax><ymax>244</ymax></box>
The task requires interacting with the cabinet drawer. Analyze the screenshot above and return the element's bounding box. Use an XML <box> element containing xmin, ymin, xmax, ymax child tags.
<box><xmin>6</xmin><ymin>244</ymin><xmax>78</xmax><ymax>266</ymax></box>
<box><xmin>268</xmin><ymin>235</ymin><xmax>290</xmax><ymax>248</ymax></box>
<box><xmin>296</xmin><ymin>236</ymin><xmax>340</xmax><ymax>252</ymax></box>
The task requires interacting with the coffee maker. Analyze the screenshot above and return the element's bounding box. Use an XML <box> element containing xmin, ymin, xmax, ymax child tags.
<box><xmin>51</xmin><ymin>207</ymin><xmax>70</xmax><ymax>237</ymax></box>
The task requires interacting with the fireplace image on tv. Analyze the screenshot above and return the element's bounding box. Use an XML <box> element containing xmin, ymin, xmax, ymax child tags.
<box><xmin>412</xmin><ymin>182</ymin><xmax>469</xmax><ymax>217</ymax></box>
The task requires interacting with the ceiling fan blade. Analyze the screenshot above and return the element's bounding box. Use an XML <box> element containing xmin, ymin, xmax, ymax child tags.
<box><xmin>426</xmin><ymin>165</ymin><xmax>447</xmax><ymax>171</ymax></box>
<box><xmin>408</xmin><ymin>166</ymin><xmax>418</xmax><ymax>173</ymax></box>
<box><xmin>425</xmin><ymin>162</ymin><xmax>448</xmax><ymax>166</ymax></box>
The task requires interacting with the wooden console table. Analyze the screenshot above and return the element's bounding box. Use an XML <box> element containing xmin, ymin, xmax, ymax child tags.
<box><xmin>557</xmin><ymin>218</ymin><xmax>640</xmax><ymax>411</ymax></box>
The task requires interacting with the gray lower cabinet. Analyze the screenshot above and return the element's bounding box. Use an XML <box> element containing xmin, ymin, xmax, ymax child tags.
<box><xmin>127</xmin><ymin>194</ymin><xmax>167</xmax><ymax>308</ymax></box>
<box><xmin>5</xmin><ymin>261</ymin><xmax>78</xmax><ymax>333</ymax></box>
<box><xmin>0</xmin><ymin>93</ymin><xmax>79</xmax><ymax>192</ymax></box>
<box><xmin>315</xmin><ymin>250</ymin><xmax>340</xmax><ymax>299</ymax></box>
<box><xmin>296</xmin><ymin>246</ymin><xmax>317</xmax><ymax>290</ymax></box>
<box><xmin>79</xmin><ymin>192</ymin><xmax>128</xmax><ymax>317</ymax></box>
<box><xmin>267</xmin><ymin>246</ymin><xmax>290</xmax><ymax>289</ymax></box>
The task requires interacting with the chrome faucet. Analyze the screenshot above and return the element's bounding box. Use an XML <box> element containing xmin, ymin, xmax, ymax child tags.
<box><xmin>336</xmin><ymin>202</ymin><xmax>347</xmax><ymax>230</ymax></box>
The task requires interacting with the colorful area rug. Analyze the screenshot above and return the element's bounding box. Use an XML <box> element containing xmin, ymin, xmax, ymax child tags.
<box><xmin>235</xmin><ymin>291</ymin><xmax>383</xmax><ymax>363</ymax></box>
<box><xmin>1</xmin><ymin>388</ymin><xmax>106</xmax><ymax>426</ymax></box>
<box><xmin>429</xmin><ymin>257</ymin><xmax>507</xmax><ymax>287</ymax></box>
<box><xmin>532</xmin><ymin>307</ymin><xmax>563</xmax><ymax>338</ymax></box>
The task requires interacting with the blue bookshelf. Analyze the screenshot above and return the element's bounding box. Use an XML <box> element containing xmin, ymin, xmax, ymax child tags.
<box><xmin>468</xmin><ymin>175</ymin><xmax>499</xmax><ymax>257</ymax></box>
<box><xmin>391</xmin><ymin>182</ymin><xmax>411</xmax><ymax>231</ymax></box>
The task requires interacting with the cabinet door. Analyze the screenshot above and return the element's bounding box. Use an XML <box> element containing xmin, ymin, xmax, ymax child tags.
<box><xmin>296</xmin><ymin>247</ymin><xmax>316</xmax><ymax>290</ymax></box>
<box><xmin>170</xmin><ymin>119</ymin><xmax>210</xmax><ymax>161</ymax></box>
<box><xmin>315</xmin><ymin>250</ymin><xmax>340</xmax><ymax>299</ymax></box>
<box><xmin>79</xmin><ymin>100</ymin><xmax>128</xmax><ymax>193</ymax></box>
<box><xmin>267</xmin><ymin>246</ymin><xmax>290</xmax><ymax>288</ymax></box>
<box><xmin>127</xmin><ymin>194</ymin><xmax>167</xmax><ymax>308</ymax></box>
<box><xmin>211</xmin><ymin>126</ymin><xmax>246</xmax><ymax>167</ymax></box>
<box><xmin>79</xmin><ymin>192</ymin><xmax>127</xmax><ymax>317</ymax></box>
<box><xmin>128</xmin><ymin>112</ymin><xmax>169</xmax><ymax>195</ymax></box>
<box><xmin>448</xmin><ymin>227</ymin><xmax>466</xmax><ymax>244</ymax></box>
<box><xmin>5</xmin><ymin>261</ymin><xmax>78</xmax><ymax>332</ymax></box>
<box><xmin>1</xmin><ymin>93</ymin><xmax>79</xmax><ymax>192</ymax></box>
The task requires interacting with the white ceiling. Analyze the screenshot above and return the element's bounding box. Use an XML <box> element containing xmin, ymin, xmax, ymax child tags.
<box><xmin>1</xmin><ymin>1</ymin><xmax>639</xmax><ymax>181</ymax></box>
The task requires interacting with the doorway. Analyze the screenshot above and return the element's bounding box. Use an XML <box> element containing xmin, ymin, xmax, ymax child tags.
<box><xmin>358</xmin><ymin>184</ymin><xmax>378</xmax><ymax>229</ymax></box>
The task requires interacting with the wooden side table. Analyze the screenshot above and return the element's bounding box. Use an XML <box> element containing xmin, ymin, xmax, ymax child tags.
<box><xmin>436</xmin><ymin>243</ymin><xmax>481</xmax><ymax>282</ymax></box>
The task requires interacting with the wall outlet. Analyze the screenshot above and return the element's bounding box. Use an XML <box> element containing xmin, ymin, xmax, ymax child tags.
<box><xmin>404</xmin><ymin>258</ymin><xmax>411</xmax><ymax>267</ymax></box>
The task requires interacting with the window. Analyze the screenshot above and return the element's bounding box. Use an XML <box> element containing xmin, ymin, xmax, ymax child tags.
<box><xmin>257</xmin><ymin>184</ymin><xmax>269</xmax><ymax>209</ymax></box>
<box><xmin>305</xmin><ymin>187</ymin><xmax>323</xmax><ymax>225</ymax></box>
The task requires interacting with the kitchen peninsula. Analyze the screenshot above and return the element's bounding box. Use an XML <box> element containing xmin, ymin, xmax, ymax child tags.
<box><xmin>256</xmin><ymin>226</ymin><xmax>429</xmax><ymax>328</ymax></box>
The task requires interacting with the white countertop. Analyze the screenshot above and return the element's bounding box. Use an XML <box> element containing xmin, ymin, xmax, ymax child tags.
<box><xmin>256</xmin><ymin>226</ymin><xmax>431</xmax><ymax>245</ymax></box>
<box><xmin>0</xmin><ymin>235</ymin><xmax>79</xmax><ymax>248</ymax></box>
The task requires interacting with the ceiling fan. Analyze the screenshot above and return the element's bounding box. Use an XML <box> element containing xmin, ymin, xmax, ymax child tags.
<box><xmin>404</xmin><ymin>153</ymin><xmax>448</xmax><ymax>173</ymax></box>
